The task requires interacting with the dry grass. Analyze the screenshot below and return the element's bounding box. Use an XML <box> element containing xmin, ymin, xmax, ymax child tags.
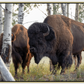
<box><xmin>9</xmin><ymin>57</ymin><xmax>84</xmax><ymax>82</ymax></box>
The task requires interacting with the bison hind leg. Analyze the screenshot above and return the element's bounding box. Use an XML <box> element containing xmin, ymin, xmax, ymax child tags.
<box><xmin>74</xmin><ymin>52</ymin><xmax>82</xmax><ymax>71</ymax></box>
<box><xmin>22</xmin><ymin>63</ymin><xmax>26</xmax><ymax>74</ymax></box>
<box><xmin>14</xmin><ymin>63</ymin><xmax>19</xmax><ymax>76</ymax></box>
<box><xmin>27</xmin><ymin>66</ymin><xmax>29</xmax><ymax>73</ymax></box>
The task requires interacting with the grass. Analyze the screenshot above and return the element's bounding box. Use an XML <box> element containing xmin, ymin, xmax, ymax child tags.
<box><xmin>9</xmin><ymin>57</ymin><xmax>84</xmax><ymax>82</ymax></box>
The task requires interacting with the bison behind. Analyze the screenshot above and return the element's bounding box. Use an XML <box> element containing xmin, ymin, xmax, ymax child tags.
<box><xmin>0</xmin><ymin>24</ymin><xmax>33</xmax><ymax>75</ymax></box>
<box><xmin>12</xmin><ymin>24</ymin><xmax>33</xmax><ymax>75</ymax></box>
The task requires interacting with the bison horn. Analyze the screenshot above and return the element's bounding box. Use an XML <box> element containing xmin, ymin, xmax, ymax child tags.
<box><xmin>43</xmin><ymin>26</ymin><xmax>50</xmax><ymax>36</ymax></box>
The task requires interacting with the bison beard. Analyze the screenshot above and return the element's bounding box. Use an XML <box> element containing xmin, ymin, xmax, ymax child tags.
<box><xmin>28</xmin><ymin>15</ymin><xmax>73</xmax><ymax>74</ymax></box>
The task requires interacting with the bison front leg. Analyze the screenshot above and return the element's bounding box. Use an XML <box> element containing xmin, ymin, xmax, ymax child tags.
<box><xmin>49</xmin><ymin>54</ymin><xmax>58</xmax><ymax>75</ymax></box>
<box><xmin>22</xmin><ymin>64</ymin><xmax>26</xmax><ymax>74</ymax></box>
<box><xmin>60</xmin><ymin>51</ymin><xmax>73</xmax><ymax>74</ymax></box>
<box><xmin>60</xmin><ymin>64</ymin><xmax>66</xmax><ymax>74</ymax></box>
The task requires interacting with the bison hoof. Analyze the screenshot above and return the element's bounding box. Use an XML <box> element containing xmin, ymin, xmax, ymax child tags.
<box><xmin>60</xmin><ymin>71</ymin><xmax>65</xmax><ymax>75</ymax></box>
<box><xmin>74</xmin><ymin>67</ymin><xmax>78</xmax><ymax>71</ymax></box>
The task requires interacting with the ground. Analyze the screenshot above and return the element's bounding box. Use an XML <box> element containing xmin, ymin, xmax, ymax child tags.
<box><xmin>10</xmin><ymin>52</ymin><xmax>84</xmax><ymax>82</ymax></box>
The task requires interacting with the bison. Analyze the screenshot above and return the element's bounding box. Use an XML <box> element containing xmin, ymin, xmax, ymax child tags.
<box><xmin>28</xmin><ymin>15</ymin><xmax>73</xmax><ymax>74</ymax></box>
<box><xmin>12</xmin><ymin>24</ymin><xmax>33</xmax><ymax>75</ymax></box>
<box><xmin>0</xmin><ymin>24</ymin><xmax>33</xmax><ymax>75</ymax></box>
<box><xmin>50</xmin><ymin>15</ymin><xmax>84</xmax><ymax>72</ymax></box>
<box><xmin>28</xmin><ymin>15</ymin><xmax>84</xmax><ymax>74</ymax></box>
<box><xmin>61</xmin><ymin>15</ymin><xmax>84</xmax><ymax>70</ymax></box>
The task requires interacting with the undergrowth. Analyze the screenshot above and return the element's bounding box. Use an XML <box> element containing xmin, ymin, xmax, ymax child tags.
<box><xmin>10</xmin><ymin>57</ymin><xmax>84</xmax><ymax>82</ymax></box>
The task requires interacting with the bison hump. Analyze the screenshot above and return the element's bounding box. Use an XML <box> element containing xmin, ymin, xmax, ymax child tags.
<box><xmin>61</xmin><ymin>15</ymin><xmax>71</xmax><ymax>30</ymax></box>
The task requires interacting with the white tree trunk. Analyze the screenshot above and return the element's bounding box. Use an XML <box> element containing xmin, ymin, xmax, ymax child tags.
<box><xmin>67</xmin><ymin>4</ymin><xmax>69</xmax><ymax>17</ymax></box>
<box><xmin>75</xmin><ymin>4</ymin><xmax>79</xmax><ymax>21</ymax></box>
<box><xmin>0</xmin><ymin>4</ymin><xmax>3</xmax><ymax>35</ymax></box>
<box><xmin>61</xmin><ymin>4</ymin><xmax>67</xmax><ymax>16</ymax></box>
<box><xmin>2</xmin><ymin>4</ymin><xmax>12</xmax><ymax>66</ymax></box>
<box><xmin>1</xmin><ymin>4</ymin><xmax>15</xmax><ymax>81</ymax></box>
<box><xmin>47</xmin><ymin>4</ymin><xmax>51</xmax><ymax>15</ymax></box>
<box><xmin>0</xmin><ymin>56</ymin><xmax>15</xmax><ymax>81</ymax></box>
<box><xmin>53</xmin><ymin>4</ymin><xmax>56</xmax><ymax>15</ymax></box>
<box><xmin>18</xmin><ymin>3</ymin><xmax>24</xmax><ymax>24</ymax></box>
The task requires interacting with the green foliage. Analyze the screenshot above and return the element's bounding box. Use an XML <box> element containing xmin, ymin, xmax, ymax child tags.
<box><xmin>12</xmin><ymin>12</ymin><xmax>18</xmax><ymax>26</ymax></box>
<box><xmin>12</xmin><ymin>4</ymin><xmax>40</xmax><ymax>26</ymax></box>
<box><xmin>78</xmin><ymin>4</ymin><xmax>84</xmax><ymax>22</ymax></box>
<box><xmin>53</xmin><ymin>4</ymin><xmax>61</xmax><ymax>15</ymax></box>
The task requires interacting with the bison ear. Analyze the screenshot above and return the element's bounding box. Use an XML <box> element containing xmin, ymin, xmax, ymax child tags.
<box><xmin>11</xmin><ymin>33</ymin><xmax>16</xmax><ymax>42</ymax></box>
<box><xmin>44</xmin><ymin>26</ymin><xmax>55</xmax><ymax>41</ymax></box>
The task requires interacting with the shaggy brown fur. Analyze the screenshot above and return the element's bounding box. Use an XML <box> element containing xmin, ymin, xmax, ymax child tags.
<box><xmin>28</xmin><ymin>15</ymin><xmax>73</xmax><ymax>74</ymax></box>
<box><xmin>0</xmin><ymin>24</ymin><xmax>33</xmax><ymax>75</ymax></box>
<box><xmin>46</xmin><ymin>15</ymin><xmax>84</xmax><ymax>71</ymax></box>
<box><xmin>60</xmin><ymin>15</ymin><xmax>84</xmax><ymax>69</ymax></box>
<box><xmin>12</xmin><ymin>24</ymin><xmax>33</xmax><ymax>75</ymax></box>
<box><xmin>28</xmin><ymin>15</ymin><xmax>84</xmax><ymax>74</ymax></box>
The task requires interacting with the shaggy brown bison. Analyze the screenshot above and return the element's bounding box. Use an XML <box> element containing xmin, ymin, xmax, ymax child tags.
<box><xmin>28</xmin><ymin>15</ymin><xmax>73</xmax><ymax>74</ymax></box>
<box><xmin>0</xmin><ymin>24</ymin><xmax>33</xmax><ymax>75</ymax></box>
<box><xmin>12</xmin><ymin>24</ymin><xmax>33</xmax><ymax>75</ymax></box>
<box><xmin>61</xmin><ymin>15</ymin><xmax>83</xmax><ymax>70</ymax></box>
<box><xmin>50</xmin><ymin>15</ymin><xmax>83</xmax><ymax>72</ymax></box>
<box><xmin>28</xmin><ymin>15</ymin><xmax>84</xmax><ymax>74</ymax></box>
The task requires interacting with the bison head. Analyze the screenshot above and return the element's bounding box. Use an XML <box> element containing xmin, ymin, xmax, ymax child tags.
<box><xmin>28</xmin><ymin>22</ymin><xmax>55</xmax><ymax>64</ymax></box>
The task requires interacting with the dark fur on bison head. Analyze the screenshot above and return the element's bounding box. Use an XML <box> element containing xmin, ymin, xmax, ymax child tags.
<box><xmin>28</xmin><ymin>22</ymin><xmax>55</xmax><ymax>64</ymax></box>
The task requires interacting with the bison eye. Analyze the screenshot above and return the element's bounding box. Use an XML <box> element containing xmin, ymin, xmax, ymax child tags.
<box><xmin>30</xmin><ymin>47</ymin><xmax>37</xmax><ymax>54</ymax></box>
